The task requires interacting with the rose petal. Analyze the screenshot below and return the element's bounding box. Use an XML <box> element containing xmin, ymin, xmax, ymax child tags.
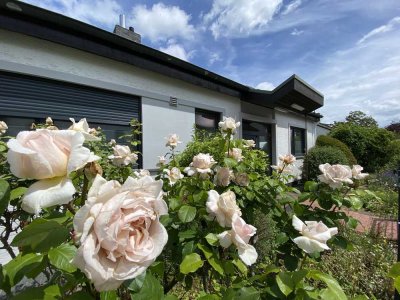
<box><xmin>237</xmin><ymin>244</ymin><xmax>258</xmax><ymax>266</ymax></box>
<box><xmin>292</xmin><ymin>216</ymin><xmax>306</xmax><ymax>232</ymax></box>
<box><xmin>218</xmin><ymin>231</ymin><xmax>232</xmax><ymax>248</ymax></box>
<box><xmin>21</xmin><ymin>177</ymin><xmax>76</xmax><ymax>214</ymax></box>
<box><xmin>293</xmin><ymin>236</ymin><xmax>330</xmax><ymax>253</ymax></box>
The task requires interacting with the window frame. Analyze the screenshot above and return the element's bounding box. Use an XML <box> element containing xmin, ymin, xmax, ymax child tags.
<box><xmin>194</xmin><ymin>108</ymin><xmax>221</xmax><ymax>132</ymax></box>
<box><xmin>290</xmin><ymin>126</ymin><xmax>306</xmax><ymax>157</ymax></box>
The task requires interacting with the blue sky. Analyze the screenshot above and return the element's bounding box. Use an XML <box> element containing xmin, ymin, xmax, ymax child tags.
<box><xmin>22</xmin><ymin>0</ymin><xmax>400</xmax><ymax>126</ymax></box>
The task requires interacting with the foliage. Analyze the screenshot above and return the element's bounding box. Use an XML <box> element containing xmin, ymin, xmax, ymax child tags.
<box><xmin>330</xmin><ymin>122</ymin><xmax>395</xmax><ymax>172</ymax></box>
<box><xmin>356</xmin><ymin>187</ymin><xmax>398</xmax><ymax>218</ymax></box>
<box><xmin>316</xmin><ymin>135</ymin><xmax>357</xmax><ymax>166</ymax></box>
<box><xmin>344</xmin><ymin>110</ymin><xmax>378</xmax><ymax>128</ymax></box>
<box><xmin>302</xmin><ymin>146</ymin><xmax>349</xmax><ymax>181</ymax></box>
<box><xmin>307</xmin><ymin>228</ymin><xmax>395</xmax><ymax>299</ymax></box>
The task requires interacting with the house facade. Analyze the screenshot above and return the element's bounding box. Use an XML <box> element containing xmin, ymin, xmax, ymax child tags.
<box><xmin>0</xmin><ymin>1</ymin><xmax>324</xmax><ymax>175</ymax></box>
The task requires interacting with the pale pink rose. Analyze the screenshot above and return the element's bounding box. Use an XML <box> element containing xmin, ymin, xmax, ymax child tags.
<box><xmin>243</xmin><ymin>139</ymin><xmax>255</xmax><ymax>148</ymax></box>
<box><xmin>133</xmin><ymin>169</ymin><xmax>151</xmax><ymax>178</ymax></box>
<box><xmin>0</xmin><ymin>121</ymin><xmax>8</xmax><ymax>136</ymax></box>
<box><xmin>45</xmin><ymin>117</ymin><xmax>53</xmax><ymax>126</ymax></box>
<box><xmin>217</xmin><ymin>215</ymin><xmax>258</xmax><ymax>266</ymax></box>
<box><xmin>214</xmin><ymin>167</ymin><xmax>233</xmax><ymax>187</ymax></box>
<box><xmin>234</xmin><ymin>173</ymin><xmax>250</xmax><ymax>187</ymax></box>
<box><xmin>108</xmin><ymin>139</ymin><xmax>116</xmax><ymax>146</ymax></box>
<box><xmin>318</xmin><ymin>163</ymin><xmax>353</xmax><ymax>189</ymax></box>
<box><xmin>69</xmin><ymin>118</ymin><xmax>99</xmax><ymax>141</ymax></box>
<box><xmin>292</xmin><ymin>215</ymin><xmax>338</xmax><ymax>253</ymax></box>
<box><xmin>163</xmin><ymin>167</ymin><xmax>184</xmax><ymax>185</ymax></box>
<box><xmin>165</xmin><ymin>133</ymin><xmax>181</xmax><ymax>149</ymax></box>
<box><xmin>226</xmin><ymin>148</ymin><xmax>243</xmax><ymax>162</ymax></box>
<box><xmin>156</xmin><ymin>156</ymin><xmax>167</xmax><ymax>168</ymax></box>
<box><xmin>73</xmin><ymin>175</ymin><xmax>168</xmax><ymax>291</ymax></box>
<box><xmin>218</xmin><ymin>117</ymin><xmax>240</xmax><ymax>134</ymax></box>
<box><xmin>351</xmin><ymin>165</ymin><xmax>368</xmax><ymax>180</ymax></box>
<box><xmin>207</xmin><ymin>190</ymin><xmax>241</xmax><ymax>227</ymax></box>
<box><xmin>108</xmin><ymin>145</ymin><xmax>138</xmax><ymax>167</ymax></box>
<box><xmin>279</xmin><ymin>154</ymin><xmax>296</xmax><ymax>165</ymax></box>
<box><xmin>184</xmin><ymin>153</ymin><xmax>216</xmax><ymax>178</ymax></box>
<box><xmin>7</xmin><ymin>129</ymin><xmax>99</xmax><ymax>213</ymax></box>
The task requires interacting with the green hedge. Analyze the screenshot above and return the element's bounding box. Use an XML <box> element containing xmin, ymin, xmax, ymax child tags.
<box><xmin>302</xmin><ymin>146</ymin><xmax>349</xmax><ymax>181</ymax></box>
<box><xmin>316</xmin><ymin>135</ymin><xmax>357</xmax><ymax>166</ymax></box>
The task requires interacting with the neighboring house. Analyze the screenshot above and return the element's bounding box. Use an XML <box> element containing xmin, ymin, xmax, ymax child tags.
<box><xmin>316</xmin><ymin>123</ymin><xmax>332</xmax><ymax>137</ymax></box>
<box><xmin>0</xmin><ymin>1</ymin><xmax>324</xmax><ymax>174</ymax></box>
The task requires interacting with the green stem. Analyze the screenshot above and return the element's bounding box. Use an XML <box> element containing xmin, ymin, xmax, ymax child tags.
<box><xmin>298</xmin><ymin>253</ymin><xmax>308</xmax><ymax>270</ymax></box>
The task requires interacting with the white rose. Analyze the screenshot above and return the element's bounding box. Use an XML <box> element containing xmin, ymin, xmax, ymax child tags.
<box><xmin>134</xmin><ymin>169</ymin><xmax>151</xmax><ymax>178</ymax></box>
<box><xmin>164</xmin><ymin>167</ymin><xmax>184</xmax><ymax>185</ymax></box>
<box><xmin>165</xmin><ymin>133</ymin><xmax>181</xmax><ymax>149</ymax></box>
<box><xmin>243</xmin><ymin>139</ymin><xmax>255</xmax><ymax>148</ymax></box>
<box><xmin>279</xmin><ymin>154</ymin><xmax>296</xmax><ymax>165</ymax></box>
<box><xmin>218</xmin><ymin>215</ymin><xmax>258</xmax><ymax>266</ymax></box>
<box><xmin>7</xmin><ymin>129</ymin><xmax>99</xmax><ymax>213</ymax></box>
<box><xmin>69</xmin><ymin>118</ymin><xmax>100</xmax><ymax>141</ymax></box>
<box><xmin>351</xmin><ymin>165</ymin><xmax>368</xmax><ymax>180</ymax></box>
<box><xmin>157</xmin><ymin>156</ymin><xmax>167</xmax><ymax>168</ymax></box>
<box><xmin>292</xmin><ymin>215</ymin><xmax>338</xmax><ymax>253</ymax></box>
<box><xmin>0</xmin><ymin>121</ymin><xmax>8</xmax><ymax>135</ymax></box>
<box><xmin>108</xmin><ymin>139</ymin><xmax>116</xmax><ymax>146</ymax></box>
<box><xmin>226</xmin><ymin>148</ymin><xmax>243</xmax><ymax>162</ymax></box>
<box><xmin>318</xmin><ymin>163</ymin><xmax>353</xmax><ymax>189</ymax></box>
<box><xmin>214</xmin><ymin>167</ymin><xmax>233</xmax><ymax>187</ymax></box>
<box><xmin>45</xmin><ymin>117</ymin><xmax>53</xmax><ymax>126</ymax></box>
<box><xmin>73</xmin><ymin>175</ymin><xmax>168</xmax><ymax>291</ymax></box>
<box><xmin>218</xmin><ymin>117</ymin><xmax>240</xmax><ymax>134</ymax></box>
<box><xmin>234</xmin><ymin>173</ymin><xmax>250</xmax><ymax>187</ymax></box>
<box><xmin>206</xmin><ymin>190</ymin><xmax>241</xmax><ymax>227</ymax></box>
<box><xmin>108</xmin><ymin>145</ymin><xmax>138</xmax><ymax>167</ymax></box>
<box><xmin>184</xmin><ymin>153</ymin><xmax>216</xmax><ymax>178</ymax></box>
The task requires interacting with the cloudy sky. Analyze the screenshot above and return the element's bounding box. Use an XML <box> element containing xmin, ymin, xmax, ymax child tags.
<box><xmin>22</xmin><ymin>0</ymin><xmax>400</xmax><ymax>126</ymax></box>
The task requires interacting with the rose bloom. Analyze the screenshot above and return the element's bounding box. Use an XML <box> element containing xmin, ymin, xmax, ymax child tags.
<box><xmin>214</xmin><ymin>167</ymin><xmax>233</xmax><ymax>187</ymax></box>
<box><xmin>73</xmin><ymin>175</ymin><xmax>168</xmax><ymax>291</ymax></box>
<box><xmin>234</xmin><ymin>173</ymin><xmax>250</xmax><ymax>187</ymax></box>
<box><xmin>164</xmin><ymin>167</ymin><xmax>184</xmax><ymax>185</ymax></box>
<box><xmin>69</xmin><ymin>118</ymin><xmax>99</xmax><ymax>141</ymax></box>
<box><xmin>218</xmin><ymin>215</ymin><xmax>258</xmax><ymax>266</ymax></box>
<box><xmin>45</xmin><ymin>117</ymin><xmax>53</xmax><ymax>126</ymax></box>
<box><xmin>279</xmin><ymin>154</ymin><xmax>296</xmax><ymax>165</ymax></box>
<box><xmin>165</xmin><ymin>133</ymin><xmax>181</xmax><ymax>149</ymax></box>
<box><xmin>292</xmin><ymin>215</ymin><xmax>338</xmax><ymax>254</ymax></box>
<box><xmin>7</xmin><ymin>129</ymin><xmax>99</xmax><ymax>213</ymax></box>
<box><xmin>351</xmin><ymin>165</ymin><xmax>368</xmax><ymax>180</ymax></box>
<box><xmin>207</xmin><ymin>190</ymin><xmax>242</xmax><ymax>227</ymax></box>
<box><xmin>318</xmin><ymin>163</ymin><xmax>353</xmax><ymax>189</ymax></box>
<box><xmin>108</xmin><ymin>145</ymin><xmax>138</xmax><ymax>167</ymax></box>
<box><xmin>133</xmin><ymin>169</ymin><xmax>151</xmax><ymax>178</ymax></box>
<box><xmin>226</xmin><ymin>148</ymin><xmax>243</xmax><ymax>162</ymax></box>
<box><xmin>0</xmin><ymin>121</ymin><xmax>8</xmax><ymax>135</ymax></box>
<box><xmin>243</xmin><ymin>139</ymin><xmax>255</xmax><ymax>148</ymax></box>
<box><xmin>184</xmin><ymin>153</ymin><xmax>216</xmax><ymax>178</ymax></box>
<box><xmin>156</xmin><ymin>155</ymin><xmax>167</xmax><ymax>168</ymax></box>
<box><xmin>218</xmin><ymin>116</ymin><xmax>240</xmax><ymax>134</ymax></box>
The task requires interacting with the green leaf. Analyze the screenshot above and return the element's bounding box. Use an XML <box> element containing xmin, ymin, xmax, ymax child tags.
<box><xmin>283</xmin><ymin>255</ymin><xmax>299</xmax><ymax>271</ymax></box>
<box><xmin>198</xmin><ymin>243</ymin><xmax>224</xmax><ymax>275</ymax></box>
<box><xmin>205</xmin><ymin>233</ymin><xmax>219</xmax><ymax>246</ymax></box>
<box><xmin>304</xmin><ymin>181</ymin><xmax>318</xmax><ymax>192</ymax></box>
<box><xmin>179</xmin><ymin>229</ymin><xmax>197</xmax><ymax>241</ymax></box>
<box><xmin>197</xmin><ymin>295</ymin><xmax>220</xmax><ymax>300</ymax></box>
<box><xmin>346</xmin><ymin>217</ymin><xmax>358</xmax><ymax>229</ymax></box>
<box><xmin>126</xmin><ymin>270</ymin><xmax>147</xmax><ymax>292</ymax></box>
<box><xmin>180</xmin><ymin>253</ymin><xmax>203</xmax><ymax>274</ymax></box>
<box><xmin>11</xmin><ymin>219</ymin><xmax>70</xmax><ymax>252</ymax></box>
<box><xmin>168</xmin><ymin>198</ymin><xmax>180</xmax><ymax>211</ymax></box>
<box><xmin>232</xmin><ymin>287</ymin><xmax>260</xmax><ymax>300</ymax></box>
<box><xmin>394</xmin><ymin>277</ymin><xmax>400</xmax><ymax>293</ymax></box>
<box><xmin>4</xmin><ymin>253</ymin><xmax>44</xmax><ymax>286</ymax></box>
<box><xmin>66</xmin><ymin>291</ymin><xmax>95</xmax><ymax>300</ymax></box>
<box><xmin>100</xmin><ymin>291</ymin><xmax>117</xmax><ymax>300</ymax></box>
<box><xmin>182</xmin><ymin>241</ymin><xmax>196</xmax><ymax>257</ymax></box>
<box><xmin>178</xmin><ymin>205</ymin><xmax>197</xmax><ymax>223</ymax></box>
<box><xmin>164</xmin><ymin>295</ymin><xmax>179</xmax><ymax>300</ymax></box>
<box><xmin>346</xmin><ymin>196</ymin><xmax>363</xmax><ymax>210</ymax></box>
<box><xmin>388</xmin><ymin>262</ymin><xmax>400</xmax><ymax>278</ymax></box>
<box><xmin>276</xmin><ymin>272</ymin><xmax>294</xmax><ymax>296</ymax></box>
<box><xmin>48</xmin><ymin>243</ymin><xmax>77</xmax><ymax>273</ymax></box>
<box><xmin>10</xmin><ymin>187</ymin><xmax>28</xmax><ymax>201</ymax></box>
<box><xmin>224</xmin><ymin>157</ymin><xmax>238</xmax><ymax>168</ymax></box>
<box><xmin>232</xmin><ymin>259</ymin><xmax>247</xmax><ymax>275</ymax></box>
<box><xmin>307</xmin><ymin>270</ymin><xmax>347</xmax><ymax>300</ymax></box>
<box><xmin>0</xmin><ymin>179</ymin><xmax>10</xmax><ymax>214</ymax></box>
<box><xmin>130</xmin><ymin>272</ymin><xmax>164</xmax><ymax>300</ymax></box>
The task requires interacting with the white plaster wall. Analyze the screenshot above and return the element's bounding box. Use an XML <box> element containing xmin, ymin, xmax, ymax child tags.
<box><xmin>0</xmin><ymin>29</ymin><xmax>241</xmax><ymax>168</ymax></box>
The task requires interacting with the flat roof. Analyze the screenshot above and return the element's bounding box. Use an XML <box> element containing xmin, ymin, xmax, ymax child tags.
<box><xmin>0</xmin><ymin>0</ymin><xmax>324</xmax><ymax>115</ymax></box>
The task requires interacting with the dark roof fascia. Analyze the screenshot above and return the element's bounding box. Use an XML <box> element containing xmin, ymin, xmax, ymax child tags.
<box><xmin>317</xmin><ymin>123</ymin><xmax>332</xmax><ymax>130</ymax></box>
<box><xmin>0</xmin><ymin>1</ymin><xmax>248</xmax><ymax>97</ymax></box>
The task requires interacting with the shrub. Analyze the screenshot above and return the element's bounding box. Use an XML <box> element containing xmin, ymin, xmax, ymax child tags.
<box><xmin>302</xmin><ymin>146</ymin><xmax>349</xmax><ymax>181</ymax></box>
<box><xmin>316</xmin><ymin>135</ymin><xmax>357</xmax><ymax>166</ymax></box>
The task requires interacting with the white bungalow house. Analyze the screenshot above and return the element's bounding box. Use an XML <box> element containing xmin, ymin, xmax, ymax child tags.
<box><xmin>0</xmin><ymin>1</ymin><xmax>324</xmax><ymax>175</ymax></box>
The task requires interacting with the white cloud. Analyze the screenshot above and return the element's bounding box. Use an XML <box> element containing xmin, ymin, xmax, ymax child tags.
<box><xmin>203</xmin><ymin>0</ymin><xmax>282</xmax><ymax>39</ymax></box>
<box><xmin>357</xmin><ymin>16</ymin><xmax>400</xmax><ymax>44</ymax></box>
<box><xmin>281</xmin><ymin>0</ymin><xmax>302</xmax><ymax>15</ymax></box>
<box><xmin>255</xmin><ymin>81</ymin><xmax>275</xmax><ymax>90</ymax></box>
<box><xmin>130</xmin><ymin>3</ymin><xmax>195</xmax><ymax>43</ymax></box>
<box><xmin>159</xmin><ymin>43</ymin><xmax>193</xmax><ymax>61</ymax></box>
<box><xmin>22</xmin><ymin>0</ymin><xmax>121</xmax><ymax>29</ymax></box>
<box><xmin>290</xmin><ymin>28</ymin><xmax>304</xmax><ymax>36</ymax></box>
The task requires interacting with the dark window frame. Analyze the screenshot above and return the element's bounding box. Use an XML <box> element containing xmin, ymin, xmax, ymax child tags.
<box><xmin>290</xmin><ymin>126</ymin><xmax>306</xmax><ymax>157</ymax></box>
<box><xmin>195</xmin><ymin>108</ymin><xmax>221</xmax><ymax>132</ymax></box>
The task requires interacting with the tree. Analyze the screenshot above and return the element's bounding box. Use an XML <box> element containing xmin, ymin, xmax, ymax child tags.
<box><xmin>345</xmin><ymin>111</ymin><xmax>378</xmax><ymax>127</ymax></box>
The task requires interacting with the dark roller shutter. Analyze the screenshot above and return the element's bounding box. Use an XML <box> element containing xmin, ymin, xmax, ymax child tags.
<box><xmin>0</xmin><ymin>71</ymin><xmax>140</xmax><ymax>125</ymax></box>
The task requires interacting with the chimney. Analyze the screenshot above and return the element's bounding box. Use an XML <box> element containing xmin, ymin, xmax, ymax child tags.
<box><xmin>113</xmin><ymin>14</ymin><xmax>141</xmax><ymax>44</ymax></box>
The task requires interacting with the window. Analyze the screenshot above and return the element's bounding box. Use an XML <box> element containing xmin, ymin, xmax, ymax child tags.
<box><xmin>291</xmin><ymin>127</ymin><xmax>306</xmax><ymax>157</ymax></box>
<box><xmin>195</xmin><ymin>109</ymin><xmax>220</xmax><ymax>132</ymax></box>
